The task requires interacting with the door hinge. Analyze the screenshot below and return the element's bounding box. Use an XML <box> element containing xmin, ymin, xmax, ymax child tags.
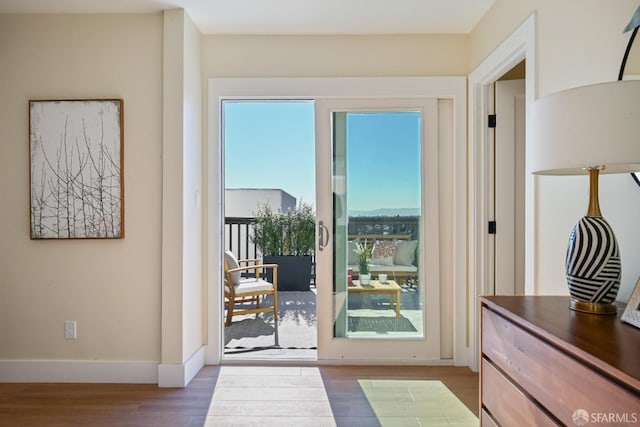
<box><xmin>488</xmin><ymin>221</ymin><xmax>497</xmax><ymax>234</ymax></box>
<box><xmin>488</xmin><ymin>114</ymin><xmax>497</xmax><ymax>128</ymax></box>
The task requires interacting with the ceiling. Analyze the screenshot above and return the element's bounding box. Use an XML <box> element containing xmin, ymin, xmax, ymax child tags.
<box><xmin>0</xmin><ymin>0</ymin><xmax>496</xmax><ymax>35</ymax></box>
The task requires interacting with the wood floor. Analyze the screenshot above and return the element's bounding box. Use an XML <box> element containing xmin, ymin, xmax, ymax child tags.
<box><xmin>0</xmin><ymin>365</ymin><xmax>479</xmax><ymax>426</ymax></box>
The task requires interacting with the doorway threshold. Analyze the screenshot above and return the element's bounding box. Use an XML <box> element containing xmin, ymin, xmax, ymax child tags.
<box><xmin>223</xmin><ymin>348</ymin><xmax>317</xmax><ymax>363</ymax></box>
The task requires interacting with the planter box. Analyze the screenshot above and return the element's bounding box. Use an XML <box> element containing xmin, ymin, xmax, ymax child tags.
<box><xmin>264</xmin><ymin>255</ymin><xmax>312</xmax><ymax>292</ymax></box>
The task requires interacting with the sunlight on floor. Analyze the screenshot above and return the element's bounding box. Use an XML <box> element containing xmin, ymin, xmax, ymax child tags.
<box><xmin>205</xmin><ymin>367</ymin><xmax>333</xmax><ymax>426</ymax></box>
<box><xmin>204</xmin><ymin>366</ymin><xmax>478</xmax><ymax>426</ymax></box>
<box><xmin>358</xmin><ymin>379</ymin><xmax>478</xmax><ymax>426</ymax></box>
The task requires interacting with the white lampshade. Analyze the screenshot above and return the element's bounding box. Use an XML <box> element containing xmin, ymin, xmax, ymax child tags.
<box><xmin>530</xmin><ymin>80</ymin><xmax>640</xmax><ymax>175</ymax></box>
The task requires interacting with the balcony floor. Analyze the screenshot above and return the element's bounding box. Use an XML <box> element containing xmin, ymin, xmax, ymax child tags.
<box><xmin>224</xmin><ymin>285</ymin><xmax>423</xmax><ymax>361</ymax></box>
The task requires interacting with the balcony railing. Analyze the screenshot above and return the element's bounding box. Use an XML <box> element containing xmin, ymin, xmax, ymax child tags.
<box><xmin>225</xmin><ymin>215</ymin><xmax>420</xmax><ymax>257</ymax></box>
<box><xmin>225</xmin><ymin>216</ymin><xmax>259</xmax><ymax>262</ymax></box>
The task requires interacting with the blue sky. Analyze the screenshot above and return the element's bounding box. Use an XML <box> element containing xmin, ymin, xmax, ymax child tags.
<box><xmin>224</xmin><ymin>101</ymin><xmax>421</xmax><ymax>212</ymax></box>
<box><xmin>346</xmin><ymin>111</ymin><xmax>421</xmax><ymax>211</ymax></box>
<box><xmin>224</xmin><ymin>101</ymin><xmax>316</xmax><ymax>206</ymax></box>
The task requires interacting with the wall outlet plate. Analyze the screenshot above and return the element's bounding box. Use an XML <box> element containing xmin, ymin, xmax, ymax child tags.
<box><xmin>64</xmin><ymin>320</ymin><xmax>77</xmax><ymax>340</ymax></box>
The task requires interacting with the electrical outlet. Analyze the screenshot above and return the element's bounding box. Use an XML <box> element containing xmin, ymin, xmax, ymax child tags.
<box><xmin>64</xmin><ymin>320</ymin><xmax>77</xmax><ymax>340</ymax></box>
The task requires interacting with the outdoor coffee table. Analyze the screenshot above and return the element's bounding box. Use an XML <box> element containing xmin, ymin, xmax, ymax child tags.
<box><xmin>349</xmin><ymin>279</ymin><xmax>401</xmax><ymax>318</ymax></box>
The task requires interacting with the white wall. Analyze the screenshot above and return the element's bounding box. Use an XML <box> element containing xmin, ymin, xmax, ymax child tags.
<box><xmin>0</xmin><ymin>14</ymin><xmax>163</xmax><ymax>375</ymax></box>
<box><xmin>161</xmin><ymin>9</ymin><xmax>186</xmax><ymax>370</ymax></box>
<box><xmin>182</xmin><ymin>10</ymin><xmax>204</xmax><ymax>369</ymax></box>
<box><xmin>471</xmin><ymin>0</ymin><xmax>640</xmax><ymax>301</ymax></box>
<box><xmin>159</xmin><ymin>9</ymin><xmax>204</xmax><ymax>387</ymax></box>
<box><xmin>225</xmin><ymin>189</ymin><xmax>296</xmax><ymax>218</ymax></box>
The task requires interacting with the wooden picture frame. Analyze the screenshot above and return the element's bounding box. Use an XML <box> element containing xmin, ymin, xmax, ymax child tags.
<box><xmin>29</xmin><ymin>99</ymin><xmax>124</xmax><ymax>239</ymax></box>
<box><xmin>621</xmin><ymin>276</ymin><xmax>640</xmax><ymax>329</ymax></box>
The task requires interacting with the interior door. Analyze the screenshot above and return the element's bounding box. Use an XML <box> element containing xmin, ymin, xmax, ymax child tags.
<box><xmin>494</xmin><ymin>79</ymin><xmax>526</xmax><ymax>295</ymax></box>
<box><xmin>315</xmin><ymin>98</ymin><xmax>441</xmax><ymax>361</ymax></box>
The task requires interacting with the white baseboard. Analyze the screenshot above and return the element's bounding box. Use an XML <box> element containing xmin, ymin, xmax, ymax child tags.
<box><xmin>157</xmin><ymin>345</ymin><xmax>205</xmax><ymax>388</ymax></box>
<box><xmin>0</xmin><ymin>359</ymin><xmax>158</xmax><ymax>383</ymax></box>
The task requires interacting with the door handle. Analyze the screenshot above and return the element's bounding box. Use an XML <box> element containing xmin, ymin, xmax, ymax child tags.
<box><xmin>318</xmin><ymin>221</ymin><xmax>330</xmax><ymax>251</ymax></box>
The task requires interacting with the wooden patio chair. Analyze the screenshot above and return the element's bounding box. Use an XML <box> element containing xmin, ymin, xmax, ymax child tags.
<box><xmin>223</xmin><ymin>250</ymin><xmax>279</xmax><ymax>346</ymax></box>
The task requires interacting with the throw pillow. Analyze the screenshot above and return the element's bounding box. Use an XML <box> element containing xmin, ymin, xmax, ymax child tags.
<box><xmin>394</xmin><ymin>240</ymin><xmax>418</xmax><ymax>266</ymax></box>
<box><xmin>224</xmin><ymin>250</ymin><xmax>241</xmax><ymax>285</ymax></box>
<box><xmin>370</xmin><ymin>240</ymin><xmax>399</xmax><ymax>266</ymax></box>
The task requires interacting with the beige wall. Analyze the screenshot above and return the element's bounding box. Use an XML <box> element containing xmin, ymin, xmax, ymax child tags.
<box><xmin>0</xmin><ymin>12</ymin><xmax>470</xmax><ymax>377</ymax></box>
<box><xmin>472</xmin><ymin>0</ymin><xmax>637</xmax><ymax>95</ymax></box>
<box><xmin>3</xmin><ymin>0</ymin><xmax>639</xmax><ymax>377</ymax></box>
<box><xmin>471</xmin><ymin>0</ymin><xmax>640</xmax><ymax>301</ymax></box>
<box><xmin>203</xmin><ymin>34</ymin><xmax>468</xmax><ymax>78</ymax></box>
<box><xmin>0</xmin><ymin>14</ymin><xmax>163</xmax><ymax>361</ymax></box>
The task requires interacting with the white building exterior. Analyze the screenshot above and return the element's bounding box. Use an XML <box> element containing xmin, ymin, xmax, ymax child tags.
<box><xmin>225</xmin><ymin>188</ymin><xmax>296</xmax><ymax>218</ymax></box>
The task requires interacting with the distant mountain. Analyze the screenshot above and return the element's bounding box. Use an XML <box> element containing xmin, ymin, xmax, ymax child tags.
<box><xmin>348</xmin><ymin>208</ymin><xmax>420</xmax><ymax>217</ymax></box>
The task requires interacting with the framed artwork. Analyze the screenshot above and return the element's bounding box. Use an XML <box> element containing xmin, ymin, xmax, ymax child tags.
<box><xmin>29</xmin><ymin>99</ymin><xmax>124</xmax><ymax>239</ymax></box>
<box><xmin>621</xmin><ymin>276</ymin><xmax>640</xmax><ymax>329</ymax></box>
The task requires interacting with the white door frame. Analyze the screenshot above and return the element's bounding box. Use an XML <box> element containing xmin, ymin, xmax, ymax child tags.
<box><xmin>206</xmin><ymin>77</ymin><xmax>466</xmax><ymax>365</ymax></box>
<box><xmin>467</xmin><ymin>14</ymin><xmax>536</xmax><ymax>371</ymax></box>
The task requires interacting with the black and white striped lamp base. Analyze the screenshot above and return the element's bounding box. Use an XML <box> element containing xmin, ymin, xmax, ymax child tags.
<box><xmin>566</xmin><ymin>216</ymin><xmax>621</xmax><ymax>315</ymax></box>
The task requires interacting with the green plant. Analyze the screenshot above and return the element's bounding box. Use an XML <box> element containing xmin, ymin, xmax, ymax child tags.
<box><xmin>252</xmin><ymin>201</ymin><xmax>316</xmax><ymax>256</ymax></box>
<box><xmin>353</xmin><ymin>240</ymin><xmax>372</xmax><ymax>274</ymax></box>
<box><xmin>287</xmin><ymin>202</ymin><xmax>316</xmax><ymax>256</ymax></box>
<box><xmin>252</xmin><ymin>202</ymin><xmax>283</xmax><ymax>256</ymax></box>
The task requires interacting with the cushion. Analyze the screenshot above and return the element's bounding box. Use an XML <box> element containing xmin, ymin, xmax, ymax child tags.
<box><xmin>370</xmin><ymin>240</ymin><xmax>399</xmax><ymax>266</ymax></box>
<box><xmin>347</xmin><ymin>240</ymin><xmax>358</xmax><ymax>265</ymax></box>
<box><xmin>236</xmin><ymin>277</ymin><xmax>274</xmax><ymax>293</ymax></box>
<box><xmin>224</xmin><ymin>250</ymin><xmax>241</xmax><ymax>285</ymax></box>
<box><xmin>394</xmin><ymin>240</ymin><xmax>418</xmax><ymax>266</ymax></box>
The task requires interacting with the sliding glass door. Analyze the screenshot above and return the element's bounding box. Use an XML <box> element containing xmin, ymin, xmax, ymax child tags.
<box><xmin>315</xmin><ymin>99</ymin><xmax>441</xmax><ymax>361</ymax></box>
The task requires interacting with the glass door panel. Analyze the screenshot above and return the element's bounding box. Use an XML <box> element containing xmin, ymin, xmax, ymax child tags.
<box><xmin>335</xmin><ymin>110</ymin><xmax>423</xmax><ymax>338</ymax></box>
<box><xmin>316</xmin><ymin>99</ymin><xmax>440</xmax><ymax>361</ymax></box>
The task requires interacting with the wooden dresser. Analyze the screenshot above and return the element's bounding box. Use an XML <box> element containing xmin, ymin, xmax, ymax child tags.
<box><xmin>480</xmin><ymin>296</ymin><xmax>640</xmax><ymax>426</ymax></box>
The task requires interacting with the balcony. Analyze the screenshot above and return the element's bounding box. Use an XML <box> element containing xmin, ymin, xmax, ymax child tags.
<box><xmin>223</xmin><ymin>215</ymin><xmax>421</xmax><ymax>357</ymax></box>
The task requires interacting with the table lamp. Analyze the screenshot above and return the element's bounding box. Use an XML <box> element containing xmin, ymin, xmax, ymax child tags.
<box><xmin>530</xmin><ymin>81</ymin><xmax>640</xmax><ymax>314</ymax></box>
<box><xmin>530</xmin><ymin>7</ymin><xmax>640</xmax><ymax>314</ymax></box>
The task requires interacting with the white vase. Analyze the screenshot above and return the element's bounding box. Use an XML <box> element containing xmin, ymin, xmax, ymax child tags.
<box><xmin>360</xmin><ymin>273</ymin><xmax>371</xmax><ymax>285</ymax></box>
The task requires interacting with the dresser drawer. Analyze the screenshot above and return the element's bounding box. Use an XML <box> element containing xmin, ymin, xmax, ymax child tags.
<box><xmin>482</xmin><ymin>307</ymin><xmax>640</xmax><ymax>425</ymax></box>
<box><xmin>482</xmin><ymin>358</ymin><xmax>558</xmax><ymax>426</ymax></box>
<box><xmin>480</xmin><ymin>409</ymin><xmax>498</xmax><ymax>427</ymax></box>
